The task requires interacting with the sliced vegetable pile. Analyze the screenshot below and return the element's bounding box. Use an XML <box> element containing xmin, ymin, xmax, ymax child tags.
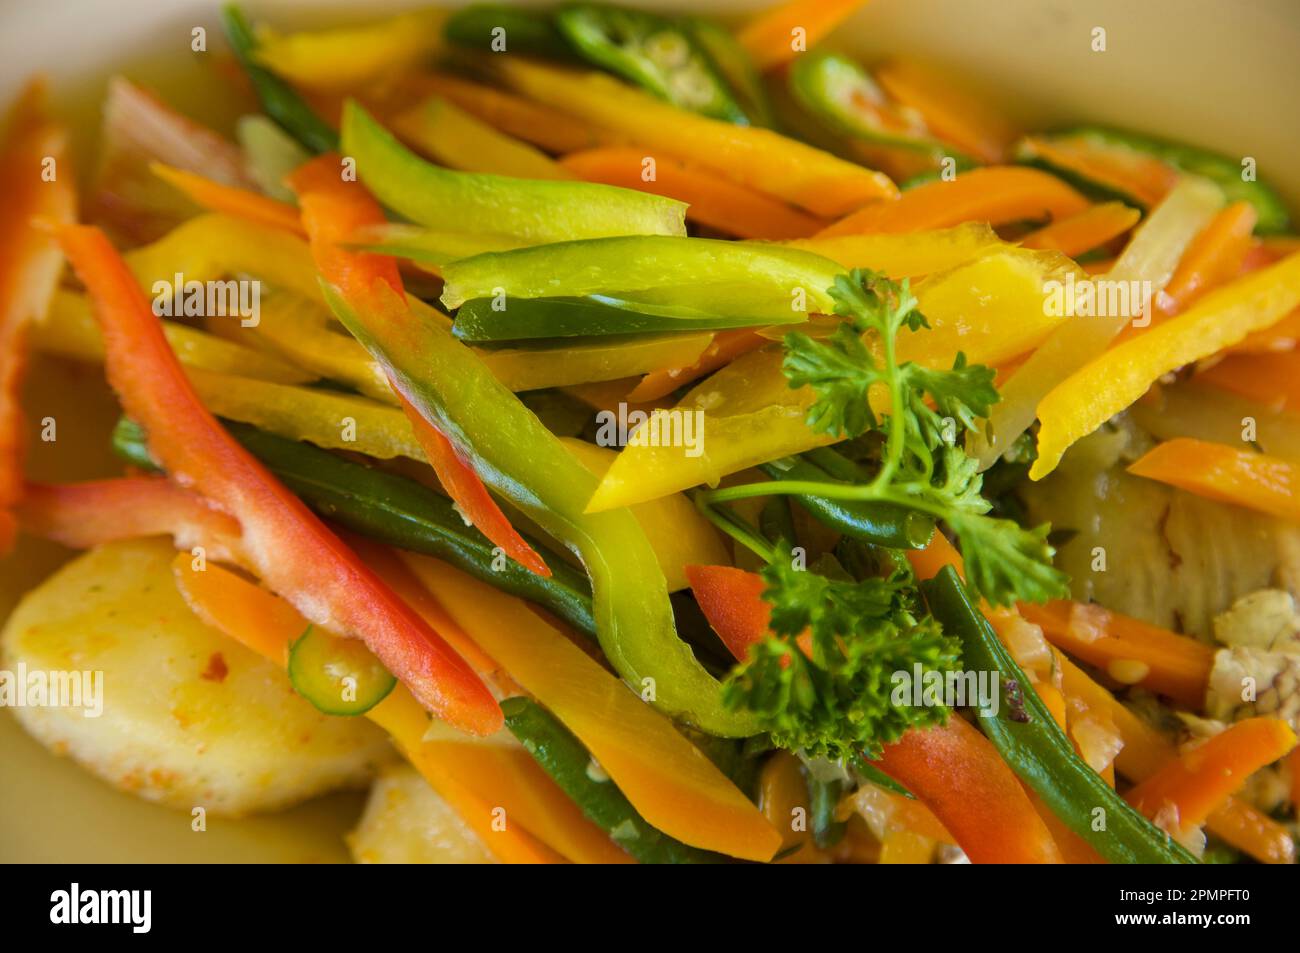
<box><xmin>2</xmin><ymin>0</ymin><xmax>1299</xmax><ymax>866</ymax></box>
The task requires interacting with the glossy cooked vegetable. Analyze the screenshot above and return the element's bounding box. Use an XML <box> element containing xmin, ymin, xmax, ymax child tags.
<box><xmin>287</xmin><ymin>624</ymin><xmax>398</xmax><ymax>716</ymax></box>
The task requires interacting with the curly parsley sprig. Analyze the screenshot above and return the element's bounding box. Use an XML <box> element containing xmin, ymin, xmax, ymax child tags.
<box><xmin>700</xmin><ymin>268</ymin><xmax>1070</xmax><ymax>609</ymax></box>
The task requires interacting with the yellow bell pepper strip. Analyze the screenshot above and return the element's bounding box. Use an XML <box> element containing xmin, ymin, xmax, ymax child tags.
<box><xmin>477</xmin><ymin>332</ymin><xmax>713</xmax><ymax>391</ymax></box>
<box><xmin>1058</xmin><ymin>653</ymin><xmax>1296</xmax><ymax>865</ymax></box>
<box><xmin>817</xmin><ymin>166</ymin><xmax>1090</xmax><ymax>237</ymax></box>
<box><xmin>561</xmin><ymin>438</ymin><xmax>728</xmax><ymax>593</ymax></box>
<box><xmin>1021</xmin><ymin>201</ymin><xmax>1141</xmax><ymax>257</ymax></box>
<box><xmin>626</xmin><ymin>328</ymin><xmax>768</xmax><ymax>402</ymax></box>
<box><xmin>0</xmin><ymin>79</ymin><xmax>76</xmax><ymax>553</ymax></box>
<box><xmin>1125</xmin><ymin>717</ymin><xmax>1297</xmax><ymax>841</ymax></box>
<box><xmin>561</xmin><ymin>147</ymin><xmax>825</xmax><ymax>240</ymax></box>
<box><xmin>342</xmin><ymin>100</ymin><xmax>687</xmax><ymax>244</ymax></box>
<box><xmin>387</xmin><ymin>72</ymin><xmax>609</xmax><ymax>154</ymax></box>
<box><xmin>738</xmin><ymin>0</ymin><xmax>869</xmax><ymax>72</ymax></box>
<box><xmin>493</xmin><ymin>56</ymin><xmax>897</xmax><ymax>217</ymax></box>
<box><xmin>589</xmin><ymin>246</ymin><xmax>1080</xmax><ymax>511</ymax></box>
<box><xmin>124</xmin><ymin>212</ymin><xmax>325</xmax><ymax>306</ymax></box>
<box><xmin>784</xmin><ymin>223</ymin><xmax>1004</xmax><ymax>277</ymax></box>
<box><xmin>33</xmin><ymin>289</ymin><xmax>316</xmax><ymax>386</ymax></box>
<box><xmin>873</xmin><ymin>59</ymin><xmax>1016</xmax><ymax>165</ymax></box>
<box><xmin>54</xmin><ymin>221</ymin><xmax>501</xmax><ymax>736</ymax></box>
<box><xmin>17</xmin><ymin>477</ymin><xmax>244</xmax><ymax>563</ymax></box>
<box><xmin>401</xmin><ymin>553</ymin><xmax>781</xmax><ymax>861</ymax></box>
<box><xmin>1127</xmin><ymin>437</ymin><xmax>1300</xmax><ymax>522</ymax></box>
<box><xmin>169</xmin><ymin>553</ymin><xmax>587</xmax><ymax>865</ymax></box>
<box><xmin>1032</xmin><ymin>250</ymin><xmax>1300</xmax><ymax>479</ymax></box>
<box><xmin>440</xmin><ymin>235</ymin><xmax>842</xmax><ymax>320</ymax></box>
<box><xmin>1018</xmin><ymin>600</ymin><xmax>1214</xmax><ymax>708</ymax></box>
<box><xmin>149</xmin><ymin>162</ymin><xmax>306</xmax><ymax>236</ymax></box>
<box><xmin>288</xmin><ymin>154</ymin><xmax>552</xmax><ymax>581</ymax></box>
<box><xmin>249</xmin><ymin>9</ymin><xmax>446</xmax><ymax>92</ymax></box>
<box><xmin>1196</xmin><ymin>350</ymin><xmax>1300</xmax><ymax>414</ymax></box>
<box><xmin>391</xmin><ymin>96</ymin><xmax>573</xmax><ymax>181</ymax></box>
<box><xmin>975</xmin><ymin>177</ymin><xmax>1224</xmax><ymax>470</ymax></box>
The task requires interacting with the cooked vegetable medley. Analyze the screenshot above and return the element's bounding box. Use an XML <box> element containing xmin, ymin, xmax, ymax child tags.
<box><xmin>3</xmin><ymin>0</ymin><xmax>1300</xmax><ymax>866</ymax></box>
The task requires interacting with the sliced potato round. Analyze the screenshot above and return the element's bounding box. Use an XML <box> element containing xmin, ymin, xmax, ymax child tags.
<box><xmin>348</xmin><ymin>764</ymin><xmax>494</xmax><ymax>864</ymax></box>
<box><xmin>0</xmin><ymin>538</ymin><xmax>393</xmax><ymax>816</ymax></box>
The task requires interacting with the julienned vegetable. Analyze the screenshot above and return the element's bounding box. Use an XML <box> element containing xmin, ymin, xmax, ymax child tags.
<box><xmin>923</xmin><ymin>566</ymin><xmax>1199</xmax><ymax>864</ymax></box>
<box><xmin>111</xmin><ymin>417</ymin><xmax>599</xmax><ymax>638</ymax></box>
<box><xmin>501</xmin><ymin>696</ymin><xmax>727</xmax><ymax>863</ymax></box>
<box><xmin>287</xmin><ymin>624</ymin><xmax>397</xmax><ymax>716</ymax></box>
<box><xmin>341</xmin><ymin>100</ymin><xmax>687</xmax><ymax>244</ymax></box>
<box><xmin>221</xmin><ymin>5</ymin><xmax>338</xmax><ymax>154</ymax></box>
<box><xmin>556</xmin><ymin>5</ymin><xmax>748</xmax><ymax>123</ymax></box>
<box><xmin>52</xmin><ymin>221</ymin><xmax>502</xmax><ymax>736</ymax></box>
<box><xmin>452</xmin><ymin>294</ymin><xmax>796</xmax><ymax>343</ymax></box>
<box><xmin>440</xmin><ymin>235</ymin><xmax>843</xmax><ymax>319</ymax></box>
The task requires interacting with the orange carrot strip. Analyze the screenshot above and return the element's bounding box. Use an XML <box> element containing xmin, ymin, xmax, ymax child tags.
<box><xmin>626</xmin><ymin>329</ymin><xmax>768</xmax><ymax>402</ymax></box>
<box><xmin>150</xmin><ymin>161</ymin><xmax>306</xmax><ymax>236</ymax></box>
<box><xmin>1018</xmin><ymin>600</ymin><xmax>1214</xmax><ymax>708</ymax></box>
<box><xmin>1232</xmin><ymin>307</ymin><xmax>1300</xmax><ymax>354</ymax></box>
<box><xmin>1021</xmin><ymin>202</ymin><xmax>1140</xmax><ymax>257</ymax></box>
<box><xmin>1018</xmin><ymin>134</ymin><xmax>1179</xmax><ymax>208</ymax></box>
<box><xmin>1125</xmin><ymin>717</ymin><xmax>1297</xmax><ymax>833</ymax></box>
<box><xmin>1128</xmin><ymin>437</ymin><xmax>1300</xmax><ymax>522</ymax></box>
<box><xmin>1058</xmin><ymin>653</ymin><xmax>1296</xmax><ymax>864</ymax></box>
<box><xmin>817</xmin><ymin>166</ymin><xmax>1089</xmax><ymax>237</ymax></box>
<box><xmin>170</xmin><ymin>553</ymin><xmax>572</xmax><ymax>864</ymax></box>
<box><xmin>874</xmin><ymin>59</ymin><xmax>1016</xmax><ymax>164</ymax></box>
<box><xmin>0</xmin><ymin>79</ymin><xmax>76</xmax><ymax>553</ymax></box>
<box><xmin>1160</xmin><ymin>202</ymin><xmax>1258</xmax><ymax>314</ymax></box>
<box><xmin>1196</xmin><ymin>350</ymin><xmax>1300</xmax><ymax>415</ymax></box>
<box><xmin>561</xmin><ymin>147</ymin><xmax>824</xmax><ymax>240</ymax></box>
<box><xmin>738</xmin><ymin>0</ymin><xmax>869</xmax><ymax>71</ymax></box>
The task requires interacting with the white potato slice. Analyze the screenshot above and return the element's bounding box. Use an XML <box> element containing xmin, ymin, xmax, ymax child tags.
<box><xmin>349</xmin><ymin>764</ymin><xmax>494</xmax><ymax>864</ymax></box>
<box><xmin>1</xmin><ymin>537</ymin><xmax>393</xmax><ymax>816</ymax></box>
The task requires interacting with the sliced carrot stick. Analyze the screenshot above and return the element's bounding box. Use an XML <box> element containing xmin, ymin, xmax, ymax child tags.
<box><xmin>627</xmin><ymin>329</ymin><xmax>768</xmax><ymax>402</ymax></box>
<box><xmin>1017</xmin><ymin>134</ymin><xmax>1179</xmax><ymax>208</ymax></box>
<box><xmin>1162</xmin><ymin>202</ymin><xmax>1258</xmax><ymax>313</ymax></box>
<box><xmin>1058</xmin><ymin>652</ymin><xmax>1296</xmax><ymax>864</ymax></box>
<box><xmin>874</xmin><ymin>59</ymin><xmax>1016</xmax><ymax>164</ymax></box>
<box><xmin>739</xmin><ymin>0</ymin><xmax>868</xmax><ymax>71</ymax></box>
<box><xmin>150</xmin><ymin>162</ymin><xmax>306</xmax><ymax>236</ymax></box>
<box><xmin>1231</xmin><ymin>307</ymin><xmax>1300</xmax><ymax>354</ymax></box>
<box><xmin>1196</xmin><ymin>350</ymin><xmax>1300</xmax><ymax>414</ymax></box>
<box><xmin>1128</xmin><ymin>437</ymin><xmax>1300</xmax><ymax>522</ymax></box>
<box><xmin>1021</xmin><ymin>202</ymin><xmax>1140</xmax><ymax>257</ymax></box>
<box><xmin>1018</xmin><ymin>600</ymin><xmax>1214</xmax><ymax>708</ymax></box>
<box><xmin>170</xmin><ymin>553</ymin><xmax>615</xmax><ymax>864</ymax></box>
<box><xmin>1125</xmin><ymin>717</ymin><xmax>1297</xmax><ymax>834</ymax></box>
<box><xmin>387</xmin><ymin>72</ymin><xmax>610</xmax><ymax>155</ymax></box>
<box><xmin>561</xmin><ymin>147</ymin><xmax>824</xmax><ymax>240</ymax></box>
<box><xmin>817</xmin><ymin>166</ymin><xmax>1089</xmax><ymax>237</ymax></box>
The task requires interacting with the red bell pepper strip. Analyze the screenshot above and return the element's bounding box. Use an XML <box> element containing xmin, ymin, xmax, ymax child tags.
<box><xmin>51</xmin><ymin>221</ymin><xmax>501</xmax><ymax>736</ymax></box>
<box><xmin>17</xmin><ymin>477</ymin><xmax>243</xmax><ymax>562</ymax></box>
<box><xmin>685</xmin><ymin>561</ymin><xmax>1063</xmax><ymax>863</ymax></box>
<box><xmin>286</xmin><ymin>155</ymin><xmax>550</xmax><ymax>577</ymax></box>
<box><xmin>0</xmin><ymin>80</ymin><xmax>77</xmax><ymax>554</ymax></box>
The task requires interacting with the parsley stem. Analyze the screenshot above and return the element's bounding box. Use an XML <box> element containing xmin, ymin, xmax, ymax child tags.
<box><xmin>692</xmin><ymin>492</ymin><xmax>776</xmax><ymax>562</ymax></box>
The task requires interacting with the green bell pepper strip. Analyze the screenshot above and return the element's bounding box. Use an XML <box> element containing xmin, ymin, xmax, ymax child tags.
<box><xmin>341</xmin><ymin>101</ymin><xmax>687</xmax><ymax>245</ymax></box>
<box><xmin>556</xmin><ymin>5</ymin><xmax>748</xmax><ymax>124</ymax></box>
<box><xmin>757</xmin><ymin>455</ymin><xmax>936</xmax><ymax>549</ymax></box>
<box><xmin>686</xmin><ymin>17</ymin><xmax>773</xmax><ymax>127</ymax></box>
<box><xmin>1019</xmin><ymin>126</ymin><xmax>1291</xmax><ymax>233</ymax></box>
<box><xmin>789</xmin><ymin>52</ymin><xmax>962</xmax><ymax>160</ymax></box>
<box><xmin>221</xmin><ymin>5</ymin><xmax>338</xmax><ymax>154</ymax></box>
<box><xmin>324</xmin><ymin>282</ymin><xmax>759</xmax><ymax>737</ymax></box>
<box><xmin>111</xmin><ymin>416</ymin><xmax>598</xmax><ymax>638</ymax></box>
<box><xmin>501</xmin><ymin>696</ymin><xmax>728</xmax><ymax>864</ymax></box>
<box><xmin>452</xmin><ymin>294</ymin><xmax>795</xmax><ymax>344</ymax></box>
<box><xmin>922</xmin><ymin>566</ymin><xmax>1199</xmax><ymax>864</ymax></box>
<box><xmin>440</xmin><ymin>235</ymin><xmax>842</xmax><ymax>320</ymax></box>
<box><xmin>443</xmin><ymin>4</ymin><xmax>575</xmax><ymax>60</ymax></box>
